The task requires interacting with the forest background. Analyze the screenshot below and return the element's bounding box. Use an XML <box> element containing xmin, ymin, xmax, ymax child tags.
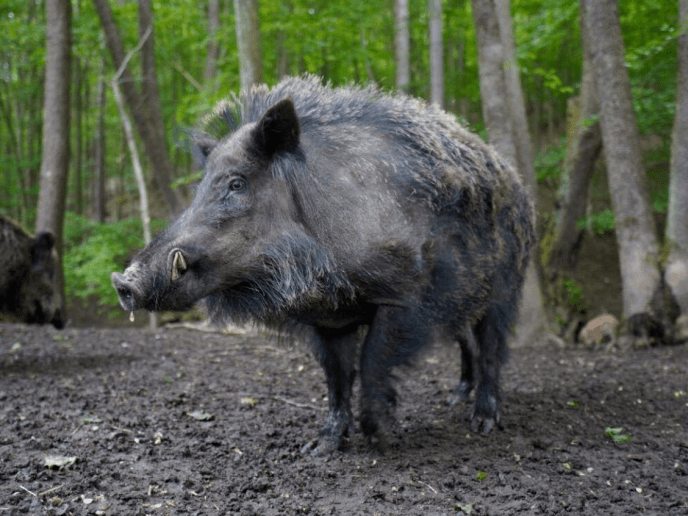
<box><xmin>0</xmin><ymin>0</ymin><xmax>681</xmax><ymax>336</ymax></box>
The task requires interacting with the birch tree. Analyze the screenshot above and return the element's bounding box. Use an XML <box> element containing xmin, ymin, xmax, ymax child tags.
<box><xmin>92</xmin><ymin>0</ymin><xmax>182</xmax><ymax>218</ymax></box>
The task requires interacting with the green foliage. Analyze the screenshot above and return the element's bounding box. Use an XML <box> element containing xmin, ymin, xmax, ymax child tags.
<box><xmin>534</xmin><ymin>137</ymin><xmax>566</xmax><ymax>184</ymax></box>
<box><xmin>171</xmin><ymin>170</ymin><xmax>204</xmax><ymax>190</ymax></box>
<box><xmin>577</xmin><ymin>210</ymin><xmax>616</xmax><ymax>235</ymax></box>
<box><xmin>562</xmin><ymin>278</ymin><xmax>586</xmax><ymax>314</ymax></box>
<box><xmin>62</xmin><ymin>212</ymin><xmax>167</xmax><ymax>312</ymax></box>
<box><xmin>604</xmin><ymin>427</ymin><xmax>632</xmax><ymax>444</ymax></box>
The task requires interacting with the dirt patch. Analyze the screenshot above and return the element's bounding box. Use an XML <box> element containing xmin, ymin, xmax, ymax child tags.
<box><xmin>1</xmin><ymin>322</ymin><xmax>687</xmax><ymax>515</ymax></box>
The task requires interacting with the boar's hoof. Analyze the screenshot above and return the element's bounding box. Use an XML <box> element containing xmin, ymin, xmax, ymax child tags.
<box><xmin>300</xmin><ymin>435</ymin><xmax>345</xmax><ymax>456</ymax></box>
<box><xmin>447</xmin><ymin>379</ymin><xmax>474</xmax><ymax>405</ymax></box>
<box><xmin>301</xmin><ymin>412</ymin><xmax>354</xmax><ymax>456</ymax></box>
<box><xmin>470</xmin><ymin>402</ymin><xmax>503</xmax><ymax>435</ymax></box>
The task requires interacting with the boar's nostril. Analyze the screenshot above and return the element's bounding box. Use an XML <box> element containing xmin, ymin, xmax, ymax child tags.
<box><xmin>111</xmin><ymin>272</ymin><xmax>136</xmax><ymax>310</ymax></box>
<box><xmin>51</xmin><ymin>309</ymin><xmax>65</xmax><ymax>329</ymax></box>
<box><xmin>111</xmin><ymin>272</ymin><xmax>126</xmax><ymax>290</ymax></box>
<box><xmin>170</xmin><ymin>249</ymin><xmax>187</xmax><ymax>281</ymax></box>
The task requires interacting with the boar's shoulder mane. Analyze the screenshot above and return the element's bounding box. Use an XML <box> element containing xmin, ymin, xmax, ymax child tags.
<box><xmin>198</xmin><ymin>75</ymin><xmax>528</xmax><ymax>230</ymax></box>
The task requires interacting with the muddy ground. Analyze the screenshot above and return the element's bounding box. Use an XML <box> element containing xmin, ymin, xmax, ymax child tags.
<box><xmin>0</xmin><ymin>321</ymin><xmax>687</xmax><ymax>515</ymax></box>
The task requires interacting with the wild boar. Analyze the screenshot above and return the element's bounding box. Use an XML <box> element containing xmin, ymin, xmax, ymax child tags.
<box><xmin>112</xmin><ymin>76</ymin><xmax>535</xmax><ymax>454</ymax></box>
<box><xmin>0</xmin><ymin>214</ymin><xmax>65</xmax><ymax>329</ymax></box>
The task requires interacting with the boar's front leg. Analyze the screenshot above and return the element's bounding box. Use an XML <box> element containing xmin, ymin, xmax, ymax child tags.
<box><xmin>359</xmin><ymin>305</ymin><xmax>430</xmax><ymax>450</ymax></box>
<box><xmin>302</xmin><ymin>327</ymin><xmax>358</xmax><ymax>456</ymax></box>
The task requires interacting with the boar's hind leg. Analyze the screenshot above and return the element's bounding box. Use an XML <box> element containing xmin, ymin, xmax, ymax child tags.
<box><xmin>470</xmin><ymin>301</ymin><xmax>512</xmax><ymax>434</ymax></box>
<box><xmin>448</xmin><ymin>328</ymin><xmax>478</xmax><ymax>405</ymax></box>
<box><xmin>302</xmin><ymin>327</ymin><xmax>358</xmax><ymax>456</ymax></box>
<box><xmin>359</xmin><ymin>305</ymin><xmax>430</xmax><ymax>450</ymax></box>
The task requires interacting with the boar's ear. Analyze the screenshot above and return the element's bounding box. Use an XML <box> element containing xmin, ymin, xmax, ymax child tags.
<box><xmin>253</xmin><ymin>97</ymin><xmax>300</xmax><ymax>157</ymax></box>
<box><xmin>191</xmin><ymin>135</ymin><xmax>219</xmax><ymax>168</ymax></box>
<box><xmin>31</xmin><ymin>232</ymin><xmax>56</xmax><ymax>269</ymax></box>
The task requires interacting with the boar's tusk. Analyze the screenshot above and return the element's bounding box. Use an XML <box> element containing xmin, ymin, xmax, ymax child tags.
<box><xmin>171</xmin><ymin>250</ymin><xmax>187</xmax><ymax>281</ymax></box>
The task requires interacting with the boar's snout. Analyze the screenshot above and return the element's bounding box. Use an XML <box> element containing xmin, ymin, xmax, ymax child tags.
<box><xmin>111</xmin><ymin>272</ymin><xmax>137</xmax><ymax>312</ymax></box>
<box><xmin>51</xmin><ymin>308</ymin><xmax>65</xmax><ymax>329</ymax></box>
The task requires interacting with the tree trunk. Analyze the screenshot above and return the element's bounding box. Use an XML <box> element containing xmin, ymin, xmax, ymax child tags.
<box><xmin>36</xmin><ymin>0</ymin><xmax>70</xmax><ymax>323</ymax></box>
<box><xmin>494</xmin><ymin>0</ymin><xmax>535</xmax><ymax>192</ymax></box>
<box><xmin>234</xmin><ymin>0</ymin><xmax>263</xmax><ymax>91</ymax></box>
<box><xmin>112</xmin><ymin>77</ymin><xmax>157</xmax><ymax>330</ymax></box>
<box><xmin>665</xmin><ymin>0</ymin><xmax>688</xmax><ymax>340</ymax></box>
<box><xmin>472</xmin><ymin>0</ymin><xmax>544</xmax><ymax>347</ymax></box>
<box><xmin>93</xmin><ymin>53</ymin><xmax>107</xmax><ymax>223</ymax></box>
<box><xmin>582</xmin><ymin>0</ymin><xmax>668</xmax><ymax>344</ymax></box>
<box><xmin>36</xmin><ymin>0</ymin><xmax>71</xmax><ymax>249</ymax></box>
<box><xmin>471</xmin><ymin>0</ymin><xmax>516</xmax><ymax>164</ymax></box>
<box><xmin>137</xmin><ymin>0</ymin><xmax>180</xmax><ymax>215</ymax></box>
<box><xmin>428</xmin><ymin>0</ymin><xmax>443</xmax><ymax>107</ymax></box>
<box><xmin>92</xmin><ymin>0</ymin><xmax>182</xmax><ymax>219</ymax></box>
<box><xmin>547</xmin><ymin>0</ymin><xmax>601</xmax><ymax>276</ymax></box>
<box><xmin>394</xmin><ymin>0</ymin><xmax>410</xmax><ymax>92</ymax></box>
<box><xmin>204</xmin><ymin>0</ymin><xmax>220</xmax><ymax>84</ymax></box>
<box><xmin>73</xmin><ymin>58</ymin><xmax>84</xmax><ymax>216</ymax></box>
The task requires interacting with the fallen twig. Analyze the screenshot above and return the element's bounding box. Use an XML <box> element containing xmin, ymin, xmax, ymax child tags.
<box><xmin>418</xmin><ymin>481</ymin><xmax>437</xmax><ymax>494</ymax></box>
<box><xmin>272</xmin><ymin>396</ymin><xmax>324</xmax><ymax>411</ymax></box>
<box><xmin>19</xmin><ymin>486</ymin><xmax>37</xmax><ymax>497</ymax></box>
<box><xmin>38</xmin><ymin>485</ymin><xmax>63</xmax><ymax>497</ymax></box>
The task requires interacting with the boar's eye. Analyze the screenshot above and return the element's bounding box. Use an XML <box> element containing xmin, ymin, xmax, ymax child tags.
<box><xmin>229</xmin><ymin>178</ymin><xmax>246</xmax><ymax>192</ymax></box>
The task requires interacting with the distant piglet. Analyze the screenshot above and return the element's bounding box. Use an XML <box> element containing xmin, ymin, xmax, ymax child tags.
<box><xmin>1</xmin><ymin>214</ymin><xmax>65</xmax><ymax>328</ymax></box>
<box><xmin>112</xmin><ymin>76</ymin><xmax>535</xmax><ymax>454</ymax></box>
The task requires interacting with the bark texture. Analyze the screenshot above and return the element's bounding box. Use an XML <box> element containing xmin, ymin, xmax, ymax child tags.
<box><xmin>471</xmin><ymin>0</ymin><xmax>516</xmax><ymax>165</ymax></box>
<box><xmin>394</xmin><ymin>0</ymin><xmax>410</xmax><ymax>92</ymax></box>
<box><xmin>471</xmin><ymin>0</ymin><xmax>544</xmax><ymax>347</ymax></box>
<box><xmin>494</xmin><ymin>0</ymin><xmax>536</xmax><ymax>192</ymax></box>
<box><xmin>36</xmin><ymin>0</ymin><xmax>71</xmax><ymax>248</ymax></box>
<box><xmin>428</xmin><ymin>0</ymin><xmax>444</xmax><ymax>107</ymax></box>
<box><xmin>582</xmin><ymin>0</ymin><xmax>666</xmax><ymax>339</ymax></box>
<box><xmin>36</xmin><ymin>0</ymin><xmax>71</xmax><ymax>323</ymax></box>
<box><xmin>204</xmin><ymin>0</ymin><xmax>220</xmax><ymax>83</ymax></box>
<box><xmin>665</xmin><ymin>0</ymin><xmax>688</xmax><ymax>339</ymax></box>
<box><xmin>234</xmin><ymin>0</ymin><xmax>263</xmax><ymax>91</ymax></box>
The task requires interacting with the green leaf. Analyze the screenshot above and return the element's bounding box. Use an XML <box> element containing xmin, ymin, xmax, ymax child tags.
<box><xmin>45</xmin><ymin>455</ymin><xmax>78</xmax><ymax>469</ymax></box>
<box><xmin>605</xmin><ymin>427</ymin><xmax>633</xmax><ymax>443</ymax></box>
<box><xmin>187</xmin><ymin>410</ymin><xmax>213</xmax><ymax>421</ymax></box>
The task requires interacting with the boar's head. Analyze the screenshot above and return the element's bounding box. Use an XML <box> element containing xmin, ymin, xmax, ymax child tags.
<box><xmin>112</xmin><ymin>98</ymin><xmax>350</xmax><ymax>323</ymax></box>
<box><xmin>4</xmin><ymin>229</ymin><xmax>66</xmax><ymax>329</ymax></box>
